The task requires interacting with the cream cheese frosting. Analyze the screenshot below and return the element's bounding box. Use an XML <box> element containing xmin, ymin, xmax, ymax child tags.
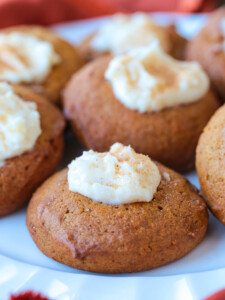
<box><xmin>68</xmin><ymin>143</ymin><xmax>161</xmax><ymax>205</ymax></box>
<box><xmin>0</xmin><ymin>32</ymin><xmax>60</xmax><ymax>83</ymax></box>
<box><xmin>91</xmin><ymin>13</ymin><xmax>171</xmax><ymax>55</ymax></box>
<box><xmin>105</xmin><ymin>42</ymin><xmax>209</xmax><ymax>113</ymax></box>
<box><xmin>0</xmin><ymin>83</ymin><xmax>41</xmax><ymax>166</ymax></box>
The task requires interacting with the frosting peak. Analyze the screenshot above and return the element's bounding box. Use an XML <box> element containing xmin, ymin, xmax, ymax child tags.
<box><xmin>68</xmin><ymin>143</ymin><xmax>161</xmax><ymax>205</ymax></box>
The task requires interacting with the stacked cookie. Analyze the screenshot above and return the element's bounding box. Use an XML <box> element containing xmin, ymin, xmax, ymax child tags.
<box><xmin>0</xmin><ymin>27</ymin><xmax>84</xmax><ymax>216</ymax></box>
<box><xmin>1</xmin><ymin>11</ymin><xmax>225</xmax><ymax>274</ymax></box>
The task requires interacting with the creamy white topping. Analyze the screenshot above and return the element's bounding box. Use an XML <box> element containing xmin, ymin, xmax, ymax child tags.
<box><xmin>0</xmin><ymin>32</ymin><xmax>60</xmax><ymax>83</ymax></box>
<box><xmin>0</xmin><ymin>83</ymin><xmax>41</xmax><ymax>166</ymax></box>
<box><xmin>68</xmin><ymin>143</ymin><xmax>161</xmax><ymax>205</ymax></box>
<box><xmin>91</xmin><ymin>13</ymin><xmax>171</xmax><ymax>55</ymax></box>
<box><xmin>105</xmin><ymin>42</ymin><xmax>209</xmax><ymax>113</ymax></box>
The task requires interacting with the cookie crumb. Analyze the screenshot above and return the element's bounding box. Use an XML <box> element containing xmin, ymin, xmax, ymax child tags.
<box><xmin>163</xmin><ymin>172</ymin><xmax>170</xmax><ymax>181</ymax></box>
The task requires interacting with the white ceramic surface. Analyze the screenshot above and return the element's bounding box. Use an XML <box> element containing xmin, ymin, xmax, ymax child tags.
<box><xmin>1</xmin><ymin>13</ymin><xmax>224</xmax><ymax>300</ymax></box>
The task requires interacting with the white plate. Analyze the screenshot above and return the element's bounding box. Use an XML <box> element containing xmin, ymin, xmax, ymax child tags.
<box><xmin>1</xmin><ymin>13</ymin><xmax>225</xmax><ymax>300</ymax></box>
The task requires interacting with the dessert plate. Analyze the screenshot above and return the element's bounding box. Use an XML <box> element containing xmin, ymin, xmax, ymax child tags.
<box><xmin>1</xmin><ymin>13</ymin><xmax>225</xmax><ymax>300</ymax></box>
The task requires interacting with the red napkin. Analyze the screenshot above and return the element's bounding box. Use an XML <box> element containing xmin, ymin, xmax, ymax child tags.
<box><xmin>0</xmin><ymin>0</ymin><xmax>217</xmax><ymax>28</ymax></box>
<box><xmin>204</xmin><ymin>288</ymin><xmax>225</xmax><ymax>300</ymax></box>
<box><xmin>10</xmin><ymin>290</ymin><xmax>49</xmax><ymax>300</ymax></box>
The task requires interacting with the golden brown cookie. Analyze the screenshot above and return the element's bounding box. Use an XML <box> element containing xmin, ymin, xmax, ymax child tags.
<box><xmin>185</xmin><ymin>7</ymin><xmax>225</xmax><ymax>101</ymax></box>
<box><xmin>196</xmin><ymin>104</ymin><xmax>225</xmax><ymax>225</ymax></box>
<box><xmin>26</xmin><ymin>162</ymin><xmax>208</xmax><ymax>274</ymax></box>
<box><xmin>1</xmin><ymin>26</ymin><xmax>84</xmax><ymax>105</ymax></box>
<box><xmin>0</xmin><ymin>85</ymin><xmax>65</xmax><ymax>217</ymax></box>
<box><xmin>63</xmin><ymin>55</ymin><xmax>219</xmax><ymax>172</ymax></box>
<box><xmin>78</xmin><ymin>24</ymin><xmax>186</xmax><ymax>62</ymax></box>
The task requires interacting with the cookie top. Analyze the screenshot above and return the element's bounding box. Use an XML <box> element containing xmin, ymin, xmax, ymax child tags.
<box><xmin>0</xmin><ymin>26</ymin><xmax>83</xmax><ymax>105</ymax></box>
<box><xmin>78</xmin><ymin>13</ymin><xmax>186</xmax><ymax>62</ymax></box>
<box><xmin>197</xmin><ymin>103</ymin><xmax>225</xmax><ymax>225</ymax></box>
<box><xmin>67</xmin><ymin>143</ymin><xmax>161</xmax><ymax>205</ymax></box>
<box><xmin>105</xmin><ymin>43</ymin><xmax>209</xmax><ymax>113</ymax></box>
<box><xmin>27</xmin><ymin>162</ymin><xmax>208</xmax><ymax>273</ymax></box>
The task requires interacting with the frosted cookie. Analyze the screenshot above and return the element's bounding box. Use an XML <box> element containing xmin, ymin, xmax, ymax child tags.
<box><xmin>0</xmin><ymin>83</ymin><xmax>65</xmax><ymax>216</ymax></box>
<box><xmin>196</xmin><ymin>104</ymin><xmax>225</xmax><ymax>225</ymax></box>
<box><xmin>186</xmin><ymin>6</ymin><xmax>225</xmax><ymax>101</ymax></box>
<box><xmin>0</xmin><ymin>26</ymin><xmax>83</xmax><ymax>105</ymax></box>
<box><xmin>78</xmin><ymin>13</ymin><xmax>186</xmax><ymax>61</ymax></box>
<box><xmin>27</xmin><ymin>144</ymin><xmax>208</xmax><ymax>273</ymax></box>
<box><xmin>63</xmin><ymin>43</ymin><xmax>219</xmax><ymax>171</ymax></box>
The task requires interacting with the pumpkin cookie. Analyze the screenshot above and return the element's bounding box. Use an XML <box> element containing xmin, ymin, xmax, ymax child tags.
<box><xmin>0</xmin><ymin>26</ymin><xmax>83</xmax><ymax>105</ymax></box>
<box><xmin>186</xmin><ymin>6</ymin><xmax>225</xmax><ymax>101</ymax></box>
<box><xmin>27</xmin><ymin>144</ymin><xmax>208</xmax><ymax>273</ymax></box>
<box><xmin>0</xmin><ymin>83</ymin><xmax>65</xmax><ymax>217</ymax></box>
<box><xmin>63</xmin><ymin>44</ymin><xmax>219</xmax><ymax>171</ymax></box>
<box><xmin>196</xmin><ymin>104</ymin><xmax>225</xmax><ymax>225</ymax></box>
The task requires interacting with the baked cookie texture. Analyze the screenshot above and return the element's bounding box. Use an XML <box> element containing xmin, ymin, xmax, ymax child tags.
<box><xmin>196</xmin><ymin>104</ymin><xmax>225</xmax><ymax>225</ymax></box>
<box><xmin>27</xmin><ymin>162</ymin><xmax>208</xmax><ymax>274</ymax></box>
<box><xmin>1</xmin><ymin>26</ymin><xmax>84</xmax><ymax>105</ymax></box>
<box><xmin>78</xmin><ymin>25</ymin><xmax>186</xmax><ymax>62</ymax></box>
<box><xmin>0</xmin><ymin>85</ymin><xmax>65</xmax><ymax>217</ymax></box>
<box><xmin>185</xmin><ymin>7</ymin><xmax>225</xmax><ymax>101</ymax></box>
<box><xmin>63</xmin><ymin>55</ymin><xmax>220</xmax><ymax>172</ymax></box>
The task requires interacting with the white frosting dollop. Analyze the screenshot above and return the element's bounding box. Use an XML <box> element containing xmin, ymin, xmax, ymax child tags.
<box><xmin>68</xmin><ymin>143</ymin><xmax>161</xmax><ymax>205</ymax></box>
<box><xmin>91</xmin><ymin>13</ymin><xmax>171</xmax><ymax>55</ymax></box>
<box><xmin>105</xmin><ymin>42</ymin><xmax>209</xmax><ymax>113</ymax></box>
<box><xmin>0</xmin><ymin>32</ymin><xmax>60</xmax><ymax>83</ymax></box>
<box><xmin>0</xmin><ymin>83</ymin><xmax>41</xmax><ymax>166</ymax></box>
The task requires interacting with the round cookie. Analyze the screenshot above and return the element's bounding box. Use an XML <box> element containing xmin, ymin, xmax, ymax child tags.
<box><xmin>63</xmin><ymin>55</ymin><xmax>219</xmax><ymax>172</ymax></box>
<box><xmin>27</xmin><ymin>162</ymin><xmax>208</xmax><ymax>274</ymax></box>
<box><xmin>78</xmin><ymin>24</ymin><xmax>186</xmax><ymax>62</ymax></box>
<box><xmin>1</xmin><ymin>26</ymin><xmax>84</xmax><ymax>105</ymax></box>
<box><xmin>0</xmin><ymin>85</ymin><xmax>65</xmax><ymax>217</ymax></box>
<box><xmin>185</xmin><ymin>7</ymin><xmax>225</xmax><ymax>101</ymax></box>
<box><xmin>196</xmin><ymin>104</ymin><xmax>225</xmax><ymax>225</ymax></box>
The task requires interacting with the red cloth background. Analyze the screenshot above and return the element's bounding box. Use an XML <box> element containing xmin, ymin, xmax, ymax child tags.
<box><xmin>0</xmin><ymin>0</ymin><xmax>218</xmax><ymax>28</ymax></box>
<box><xmin>204</xmin><ymin>288</ymin><xmax>225</xmax><ymax>300</ymax></box>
